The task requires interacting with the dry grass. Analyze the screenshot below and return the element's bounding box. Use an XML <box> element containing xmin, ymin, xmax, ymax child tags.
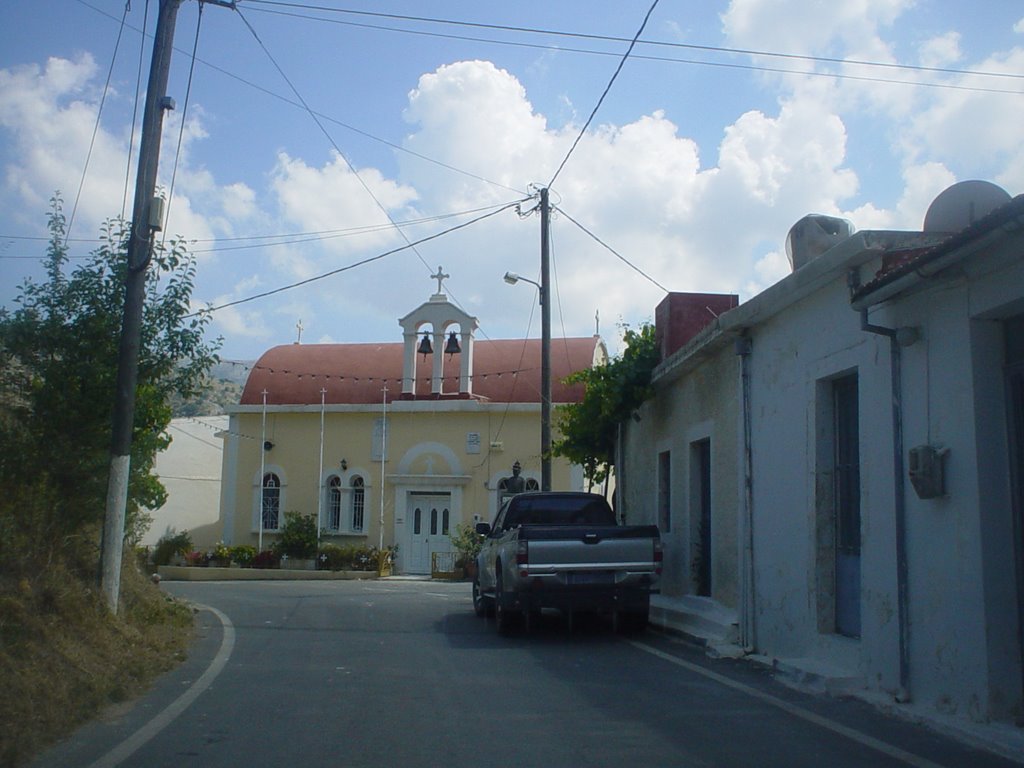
<box><xmin>0</xmin><ymin>558</ymin><xmax>194</xmax><ymax>767</ymax></box>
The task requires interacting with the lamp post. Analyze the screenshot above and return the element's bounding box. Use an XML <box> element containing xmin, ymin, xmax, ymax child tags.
<box><xmin>503</xmin><ymin>269</ymin><xmax>552</xmax><ymax>491</ymax></box>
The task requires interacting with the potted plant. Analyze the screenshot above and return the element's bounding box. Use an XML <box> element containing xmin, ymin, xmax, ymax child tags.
<box><xmin>451</xmin><ymin>522</ymin><xmax>483</xmax><ymax>581</ymax></box>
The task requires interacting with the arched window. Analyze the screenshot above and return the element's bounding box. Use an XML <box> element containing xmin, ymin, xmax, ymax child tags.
<box><xmin>350</xmin><ymin>476</ymin><xmax>365</xmax><ymax>532</ymax></box>
<box><xmin>262</xmin><ymin>473</ymin><xmax>281</xmax><ymax>530</ymax></box>
<box><xmin>526</xmin><ymin>478</ymin><xmax>540</xmax><ymax>491</ymax></box>
<box><xmin>328</xmin><ymin>476</ymin><xmax>342</xmax><ymax>531</ymax></box>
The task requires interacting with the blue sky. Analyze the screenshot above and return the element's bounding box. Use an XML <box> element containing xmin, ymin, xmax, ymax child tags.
<box><xmin>1</xmin><ymin>0</ymin><xmax>1022</xmax><ymax>361</ymax></box>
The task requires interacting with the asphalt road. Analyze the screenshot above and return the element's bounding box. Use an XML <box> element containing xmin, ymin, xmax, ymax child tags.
<box><xmin>33</xmin><ymin>579</ymin><xmax>1024</xmax><ymax>768</ymax></box>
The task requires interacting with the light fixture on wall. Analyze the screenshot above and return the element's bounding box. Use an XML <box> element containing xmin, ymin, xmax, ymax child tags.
<box><xmin>263</xmin><ymin>440</ymin><xmax>274</xmax><ymax>451</ymax></box>
<box><xmin>340</xmin><ymin>458</ymin><xmax>348</xmax><ymax>471</ymax></box>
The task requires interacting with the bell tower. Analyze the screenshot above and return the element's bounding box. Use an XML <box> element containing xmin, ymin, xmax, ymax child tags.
<box><xmin>398</xmin><ymin>267</ymin><xmax>478</xmax><ymax>397</ymax></box>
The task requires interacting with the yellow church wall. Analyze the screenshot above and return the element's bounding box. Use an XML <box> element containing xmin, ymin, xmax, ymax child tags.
<box><xmin>219</xmin><ymin>403</ymin><xmax>583</xmax><ymax>571</ymax></box>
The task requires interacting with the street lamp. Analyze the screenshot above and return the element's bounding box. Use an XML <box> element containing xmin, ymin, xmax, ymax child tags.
<box><xmin>503</xmin><ymin>270</ymin><xmax>551</xmax><ymax>491</ymax></box>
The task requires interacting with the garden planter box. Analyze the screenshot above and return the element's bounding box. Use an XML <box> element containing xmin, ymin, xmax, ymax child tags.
<box><xmin>280</xmin><ymin>558</ymin><xmax>317</xmax><ymax>571</ymax></box>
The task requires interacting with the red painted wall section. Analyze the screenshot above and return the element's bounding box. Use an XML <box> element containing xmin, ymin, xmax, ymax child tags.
<box><xmin>655</xmin><ymin>292</ymin><xmax>739</xmax><ymax>360</ymax></box>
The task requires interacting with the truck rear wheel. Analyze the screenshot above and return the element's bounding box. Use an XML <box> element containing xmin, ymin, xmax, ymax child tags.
<box><xmin>472</xmin><ymin>578</ymin><xmax>492</xmax><ymax>618</ymax></box>
<box><xmin>495</xmin><ymin>569</ymin><xmax>516</xmax><ymax>635</ymax></box>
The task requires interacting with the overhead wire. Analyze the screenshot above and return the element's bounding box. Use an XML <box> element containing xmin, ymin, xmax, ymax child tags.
<box><xmin>74</xmin><ymin>0</ymin><xmax>527</xmax><ymax>195</ymax></box>
<box><xmin>123</xmin><ymin>0</ymin><xmax>151</xmax><ymax>219</ymax></box>
<box><xmin>159</xmin><ymin>0</ymin><xmax>205</xmax><ymax>253</ymax></box>
<box><xmin>240</xmin><ymin>0</ymin><xmax>1024</xmax><ymax>93</ymax></box>
<box><xmin>556</xmin><ymin>205</ymin><xmax>669</xmax><ymax>294</ymax></box>
<box><xmin>185</xmin><ymin>198</ymin><xmax>528</xmax><ymax>317</ymax></box>
<box><xmin>548</xmin><ymin>0</ymin><xmax>660</xmax><ymax>188</ymax></box>
<box><xmin>65</xmin><ymin>0</ymin><xmax>134</xmax><ymax>246</ymax></box>
<box><xmin>233</xmin><ymin>4</ymin><xmax>473</xmax><ymax>299</ymax></box>
<box><xmin>0</xmin><ymin>201</ymin><xmax>519</xmax><ymax>251</ymax></box>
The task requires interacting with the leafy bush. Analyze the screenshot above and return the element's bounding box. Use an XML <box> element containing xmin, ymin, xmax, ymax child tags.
<box><xmin>271</xmin><ymin>512</ymin><xmax>318</xmax><ymax>559</ymax></box>
<box><xmin>318</xmin><ymin>543</ymin><xmax>356</xmax><ymax>571</ymax></box>
<box><xmin>451</xmin><ymin>522</ymin><xmax>483</xmax><ymax>568</ymax></box>
<box><xmin>152</xmin><ymin>529</ymin><xmax>192</xmax><ymax>567</ymax></box>
<box><xmin>229</xmin><ymin>545</ymin><xmax>256</xmax><ymax>567</ymax></box>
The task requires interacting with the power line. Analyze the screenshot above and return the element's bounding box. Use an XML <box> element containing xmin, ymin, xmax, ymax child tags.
<box><xmin>235</xmin><ymin>4</ymin><xmax>479</xmax><ymax>288</ymax></box>
<box><xmin>549</xmin><ymin>0</ymin><xmax>659</xmax><ymax>188</ymax></box>
<box><xmin>241</xmin><ymin>7</ymin><xmax>1024</xmax><ymax>96</ymax></box>
<box><xmin>556</xmin><ymin>205</ymin><xmax>669</xmax><ymax>293</ymax></box>
<box><xmin>66</xmin><ymin>0</ymin><xmax>133</xmax><ymax>246</ymax></box>
<box><xmin>123</xmin><ymin>0</ymin><xmax>150</xmax><ymax>219</ymax></box>
<box><xmin>242</xmin><ymin>0</ymin><xmax>1024</xmax><ymax>85</ymax></box>
<box><xmin>186</xmin><ymin>198</ymin><xmax>527</xmax><ymax>316</ymax></box>
<box><xmin>159</xmin><ymin>0</ymin><xmax>206</xmax><ymax>253</ymax></box>
<box><xmin>74</xmin><ymin>0</ymin><xmax>528</xmax><ymax>194</ymax></box>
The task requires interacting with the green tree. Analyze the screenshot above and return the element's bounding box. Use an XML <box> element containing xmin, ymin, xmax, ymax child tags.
<box><xmin>0</xmin><ymin>196</ymin><xmax>220</xmax><ymax>564</ymax></box>
<box><xmin>551</xmin><ymin>323</ymin><xmax>659</xmax><ymax>491</ymax></box>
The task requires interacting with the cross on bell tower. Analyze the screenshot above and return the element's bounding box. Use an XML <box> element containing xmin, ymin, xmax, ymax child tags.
<box><xmin>431</xmin><ymin>266</ymin><xmax>450</xmax><ymax>297</ymax></box>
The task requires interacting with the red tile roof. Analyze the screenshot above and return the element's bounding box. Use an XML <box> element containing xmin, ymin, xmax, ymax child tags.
<box><xmin>240</xmin><ymin>337</ymin><xmax>602</xmax><ymax>406</ymax></box>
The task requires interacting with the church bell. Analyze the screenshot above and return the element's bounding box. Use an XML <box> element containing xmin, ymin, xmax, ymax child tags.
<box><xmin>444</xmin><ymin>331</ymin><xmax>461</xmax><ymax>357</ymax></box>
<box><xmin>417</xmin><ymin>332</ymin><xmax>433</xmax><ymax>357</ymax></box>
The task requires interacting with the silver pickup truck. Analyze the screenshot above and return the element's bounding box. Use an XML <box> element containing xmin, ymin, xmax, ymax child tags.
<box><xmin>472</xmin><ymin>492</ymin><xmax>662</xmax><ymax>634</ymax></box>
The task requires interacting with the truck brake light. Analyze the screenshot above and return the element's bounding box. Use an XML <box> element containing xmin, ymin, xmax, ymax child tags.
<box><xmin>516</xmin><ymin>541</ymin><xmax>528</xmax><ymax>577</ymax></box>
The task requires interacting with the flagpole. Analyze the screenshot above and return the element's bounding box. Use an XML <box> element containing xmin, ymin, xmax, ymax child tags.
<box><xmin>380</xmin><ymin>384</ymin><xmax>387</xmax><ymax>550</ymax></box>
<box><xmin>317</xmin><ymin>387</ymin><xmax>326</xmax><ymax>547</ymax></box>
<box><xmin>259</xmin><ymin>388</ymin><xmax>267</xmax><ymax>553</ymax></box>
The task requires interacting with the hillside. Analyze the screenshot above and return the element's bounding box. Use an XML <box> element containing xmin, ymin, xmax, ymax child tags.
<box><xmin>169</xmin><ymin>361</ymin><xmax>251</xmax><ymax>417</ymax></box>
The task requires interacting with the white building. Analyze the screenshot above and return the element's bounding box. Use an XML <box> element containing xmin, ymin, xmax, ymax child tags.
<box><xmin>622</xmin><ymin>182</ymin><xmax>1024</xmax><ymax>732</ymax></box>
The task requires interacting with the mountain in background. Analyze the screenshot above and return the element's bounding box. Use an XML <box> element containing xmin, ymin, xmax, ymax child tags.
<box><xmin>170</xmin><ymin>360</ymin><xmax>252</xmax><ymax>417</ymax></box>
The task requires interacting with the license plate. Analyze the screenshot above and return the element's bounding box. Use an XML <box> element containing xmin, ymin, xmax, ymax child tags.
<box><xmin>567</xmin><ymin>571</ymin><xmax>614</xmax><ymax>585</ymax></box>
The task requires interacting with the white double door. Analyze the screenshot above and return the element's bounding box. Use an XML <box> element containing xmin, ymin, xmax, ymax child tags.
<box><xmin>405</xmin><ymin>492</ymin><xmax>453</xmax><ymax>574</ymax></box>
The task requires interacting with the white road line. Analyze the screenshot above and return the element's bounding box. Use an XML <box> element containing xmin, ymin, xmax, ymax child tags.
<box><xmin>630</xmin><ymin>641</ymin><xmax>946</xmax><ymax>768</ymax></box>
<box><xmin>88</xmin><ymin>603</ymin><xmax>235</xmax><ymax>768</ymax></box>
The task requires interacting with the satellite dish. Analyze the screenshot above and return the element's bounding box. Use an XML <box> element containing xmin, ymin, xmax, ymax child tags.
<box><xmin>785</xmin><ymin>214</ymin><xmax>855</xmax><ymax>271</ymax></box>
<box><xmin>923</xmin><ymin>180</ymin><xmax>1010</xmax><ymax>233</ymax></box>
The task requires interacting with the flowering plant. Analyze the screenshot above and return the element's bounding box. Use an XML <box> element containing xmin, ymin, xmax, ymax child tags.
<box><xmin>185</xmin><ymin>550</ymin><xmax>207</xmax><ymax>566</ymax></box>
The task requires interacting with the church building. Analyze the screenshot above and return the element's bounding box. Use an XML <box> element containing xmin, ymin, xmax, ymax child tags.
<box><xmin>217</xmin><ymin>270</ymin><xmax>607</xmax><ymax>574</ymax></box>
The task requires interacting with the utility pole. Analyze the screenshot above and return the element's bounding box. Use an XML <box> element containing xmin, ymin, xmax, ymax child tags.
<box><xmin>539</xmin><ymin>188</ymin><xmax>552</xmax><ymax>492</ymax></box>
<box><xmin>100</xmin><ymin>0</ymin><xmax>182</xmax><ymax>614</ymax></box>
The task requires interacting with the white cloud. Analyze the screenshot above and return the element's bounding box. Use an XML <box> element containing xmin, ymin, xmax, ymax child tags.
<box><xmin>270</xmin><ymin>150</ymin><xmax>418</xmax><ymax>257</ymax></box>
<box><xmin>0</xmin><ymin>55</ymin><xmax>125</xmax><ymax>229</ymax></box>
<box><xmin>918</xmin><ymin>32</ymin><xmax>962</xmax><ymax>68</ymax></box>
<box><xmin>721</xmin><ymin>0</ymin><xmax>910</xmax><ymax>59</ymax></box>
<box><xmin>898</xmin><ymin>47</ymin><xmax>1024</xmax><ymax>191</ymax></box>
<box><xmin>397</xmin><ymin>60</ymin><xmax>864</xmax><ymax>315</ymax></box>
<box><xmin>6</xmin><ymin>7</ymin><xmax>1019</xmax><ymax>364</ymax></box>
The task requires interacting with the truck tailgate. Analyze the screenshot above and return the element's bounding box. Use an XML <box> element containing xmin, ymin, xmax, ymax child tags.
<box><xmin>518</xmin><ymin>525</ymin><xmax>660</xmax><ymax>571</ymax></box>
